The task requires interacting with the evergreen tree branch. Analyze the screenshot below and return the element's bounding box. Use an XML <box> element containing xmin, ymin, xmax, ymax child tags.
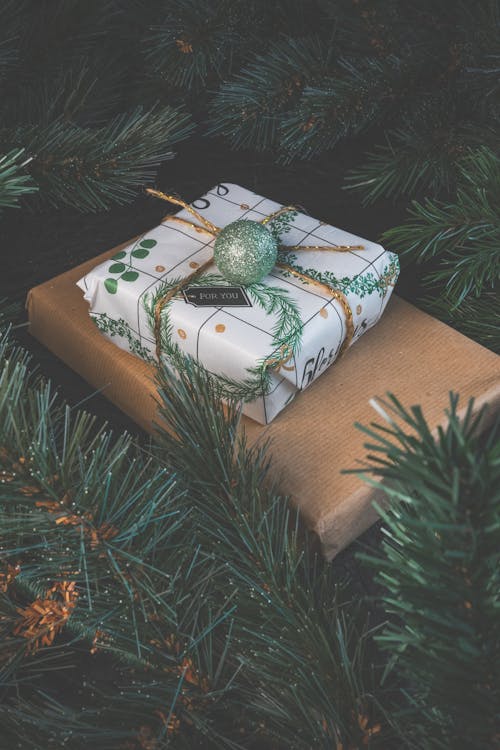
<box><xmin>153</xmin><ymin>357</ymin><xmax>391</xmax><ymax>748</ymax></box>
<box><xmin>2</xmin><ymin>105</ymin><xmax>194</xmax><ymax>211</ymax></box>
<box><xmin>0</xmin><ymin>316</ymin><xmax>389</xmax><ymax>747</ymax></box>
<box><xmin>278</xmin><ymin>55</ymin><xmax>409</xmax><ymax>162</ymax></box>
<box><xmin>355</xmin><ymin>393</ymin><xmax>500</xmax><ymax>749</ymax></box>
<box><xmin>382</xmin><ymin>147</ymin><xmax>500</xmax><ymax>306</ymax></box>
<box><xmin>0</xmin><ymin>324</ymin><xmax>237</xmax><ymax>747</ymax></box>
<box><xmin>345</xmin><ymin>97</ymin><xmax>499</xmax><ymax>205</ymax></box>
<box><xmin>143</xmin><ymin>0</ymin><xmax>244</xmax><ymax>91</ymax></box>
<box><xmin>208</xmin><ymin>36</ymin><xmax>329</xmax><ymax>152</ymax></box>
<box><xmin>0</xmin><ymin>148</ymin><xmax>37</xmax><ymax>210</ymax></box>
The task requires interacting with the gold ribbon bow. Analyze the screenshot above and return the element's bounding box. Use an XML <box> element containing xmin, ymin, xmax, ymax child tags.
<box><xmin>146</xmin><ymin>189</ymin><xmax>364</xmax><ymax>365</ymax></box>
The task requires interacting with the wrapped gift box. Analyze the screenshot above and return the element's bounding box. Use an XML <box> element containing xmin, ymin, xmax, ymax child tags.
<box><xmin>76</xmin><ymin>184</ymin><xmax>399</xmax><ymax>424</ymax></box>
<box><xmin>27</xmin><ymin>243</ymin><xmax>500</xmax><ymax>558</ymax></box>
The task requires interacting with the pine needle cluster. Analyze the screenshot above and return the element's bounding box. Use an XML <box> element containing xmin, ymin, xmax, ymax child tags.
<box><xmin>2</xmin><ymin>1</ymin><xmax>499</xmax><ymax>211</ymax></box>
<box><xmin>0</xmin><ymin>1</ymin><xmax>194</xmax><ymax>212</ymax></box>
<box><xmin>356</xmin><ymin>394</ymin><xmax>500</xmax><ymax>749</ymax></box>
<box><xmin>2</xmin><ymin>1</ymin><xmax>497</xmax><ymax>348</ymax></box>
<box><xmin>0</xmin><ymin>322</ymin><xmax>387</xmax><ymax>749</ymax></box>
<box><xmin>381</xmin><ymin>147</ymin><xmax>500</xmax><ymax>351</ymax></box>
<box><xmin>1</xmin><ymin>312</ymin><xmax>498</xmax><ymax>748</ymax></box>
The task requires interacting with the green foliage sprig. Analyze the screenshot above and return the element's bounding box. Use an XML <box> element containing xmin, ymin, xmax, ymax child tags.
<box><xmin>381</xmin><ymin>147</ymin><xmax>500</xmax><ymax>342</ymax></box>
<box><xmin>1</xmin><ymin>307</ymin><xmax>498</xmax><ymax>748</ymax></box>
<box><xmin>355</xmin><ymin>393</ymin><xmax>500</xmax><ymax>750</ymax></box>
<box><xmin>422</xmin><ymin>289</ymin><xmax>500</xmax><ymax>354</ymax></box>
<box><xmin>345</xmin><ymin>101</ymin><xmax>499</xmax><ymax>205</ymax></box>
<box><xmin>386</xmin><ymin>149</ymin><xmax>499</xmax><ymax>300</ymax></box>
<box><xmin>0</xmin><ymin>149</ymin><xmax>37</xmax><ymax>210</ymax></box>
<box><xmin>6</xmin><ymin>106</ymin><xmax>193</xmax><ymax>212</ymax></box>
<box><xmin>143</xmin><ymin>271</ymin><xmax>303</xmax><ymax>403</ymax></box>
<box><xmin>0</xmin><ymin>318</ymin><xmax>388</xmax><ymax>749</ymax></box>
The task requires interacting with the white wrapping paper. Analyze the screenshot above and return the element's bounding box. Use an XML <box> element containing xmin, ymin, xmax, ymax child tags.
<box><xmin>77</xmin><ymin>183</ymin><xmax>399</xmax><ymax>424</ymax></box>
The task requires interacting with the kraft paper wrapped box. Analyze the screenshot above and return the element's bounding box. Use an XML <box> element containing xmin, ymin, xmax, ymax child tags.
<box><xmin>75</xmin><ymin>184</ymin><xmax>399</xmax><ymax>424</ymax></box>
<box><xmin>26</xmin><ymin>205</ymin><xmax>500</xmax><ymax>559</ymax></box>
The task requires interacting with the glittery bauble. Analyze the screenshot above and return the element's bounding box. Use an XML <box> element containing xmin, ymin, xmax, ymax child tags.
<box><xmin>213</xmin><ymin>220</ymin><xmax>278</xmax><ymax>286</ymax></box>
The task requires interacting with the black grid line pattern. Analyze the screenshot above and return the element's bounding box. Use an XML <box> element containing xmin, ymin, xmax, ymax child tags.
<box><xmin>135</xmin><ymin>227</ymin><xmax>218</xmax><ymax>341</ymax></box>
<box><xmin>188</xmin><ymin>204</ymin><xmax>350</xmax><ymax>390</ymax></box>
<box><xmin>106</xmin><ymin>184</ymin><xmax>377</xmax><ymax>362</ymax></box>
<box><xmin>109</xmin><ymin>187</ymin><xmax>378</xmax><ymax>375</ymax></box>
<box><xmin>207</xmin><ymin>184</ymin><xmax>380</xmax><ymax>267</ymax></box>
<box><xmin>135</xmin><ymin>195</ymin><xmax>267</xmax><ymax>353</ymax></box>
<box><xmin>82</xmin><ymin>183</ymin><xmax>397</xmax><ymax>422</ymax></box>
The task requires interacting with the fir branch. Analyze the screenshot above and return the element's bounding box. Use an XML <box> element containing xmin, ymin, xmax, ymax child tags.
<box><xmin>0</xmin><ymin>316</ymin><xmax>388</xmax><ymax>748</ymax></box>
<box><xmin>454</xmin><ymin>0</ymin><xmax>500</xmax><ymax>108</ymax></box>
<box><xmin>0</xmin><ymin>323</ymin><xmax>239</xmax><ymax>748</ymax></box>
<box><xmin>154</xmin><ymin>356</ymin><xmax>389</xmax><ymax>749</ymax></box>
<box><xmin>0</xmin><ymin>0</ymin><xmax>23</xmax><ymax>86</ymax></box>
<box><xmin>143</xmin><ymin>0</ymin><xmax>244</xmax><ymax>91</ymax></box>
<box><xmin>355</xmin><ymin>393</ymin><xmax>500</xmax><ymax>750</ymax></box>
<box><xmin>5</xmin><ymin>55</ymin><xmax>128</xmax><ymax>129</ymax></box>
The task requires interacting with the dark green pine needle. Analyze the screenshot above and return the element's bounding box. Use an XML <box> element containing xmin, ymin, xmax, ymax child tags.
<box><xmin>355</xmin><ymin>393</ymin><xmax>500</xmax><ymax>750</ymax></box>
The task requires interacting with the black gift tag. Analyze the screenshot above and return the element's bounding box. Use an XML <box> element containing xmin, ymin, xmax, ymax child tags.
<box><xmin>182</xmin><ymin>286</ymin><xmax>252</xmax><ymax>307</ymax></box>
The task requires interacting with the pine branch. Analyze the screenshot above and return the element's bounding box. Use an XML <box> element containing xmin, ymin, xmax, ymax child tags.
<box><xmin>208</xmin><ymin>36</ymin><xmax>329</xmax><ymax>152</ymax></box>
<box><xmin>355</xmin><ymin>393</ymin><xmax>500</xmax><ymax>750</ymax></box>
<box><xmin>382</xmin><ymin>147</ymin><xmax>500</xmax><ymax>306</ymax></box>
<box><xmin>0</xmin><ymin>314</ymin><xmax>389</xmax><ymax>748</ymax></box>
<box><xmin>143</xmin><ymin>0</ymin><xmax>244</xmax><ymax>91</ymax></box>
<box><xmin>2</xmin><ymin>105</ymin><xmax>194</xmax><ymax>211</ymax></box>
<box><xmin>454</xmin><ymin>0</ymin><xmax>500</xmax><ymax>109</ymax></box>
<box><xmin>0</xmin><ymin>0</ymin><xmax>23</xmax><ymax>86</ymax></box>
<box><xmin>153</xmin><ymin>358</ymin><xmax>390</xmax><ymax>748</ymax></box>
<box><xmin>278</xmin><ymin>55</ymin><xmax>409</xmax><ymax>162</ymax></box>
<box><xmin>0</xmin><ymin>323</ymin><xmax>237</xmax><ymax>748</ymax></box>
<box><xmin>344</xmin><ymin>96</ymin><xmax>499</xmax><ymax>205</ymax></box>
<box><xmin>0</xmin><ymin>149</ymin><xmax>37</xmax><ymax>210</ymax></box>
<box><xmin>3</xmin><ymin>55</ymin><xmax>128</xmax><ymax>129</ymax></box>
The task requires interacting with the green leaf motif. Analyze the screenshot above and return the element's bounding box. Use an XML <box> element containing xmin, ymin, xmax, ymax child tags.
<box><xmin>140</xmin><ymin>239</ymin><xmax>157</xmax><ymax>249</ymax></box>
<box><xmin>131</xmin><ymin>248</ymin><xmax>150</xmax><ymax>259</ymax></box>
<box><xmin>142</xmin><ymin>273</ymin><xmax>301</xmax><ymax>403</ymax></box>
<box><xmin>112</xmin><ymin>250</ymin><xmax>126</xmax><ymax>260</ymax></box>
<box><xmin>104</xmin><ymin>278</ymin><xmax>118</xmax><ymax>294</ymax></box>
<box><xmin>93</xmin><ymin>313</ymin><xmax>155</xmax><ymax>363</ymax></box>
<box><xmin>121</xmin><ymin>271</ymin><xmax>139</xmax><ymax>282</ymax></box>
<box><xmin>109</xmin><ymin>262</ymin><xmax>126</xmax><ymax>273</ymax></box>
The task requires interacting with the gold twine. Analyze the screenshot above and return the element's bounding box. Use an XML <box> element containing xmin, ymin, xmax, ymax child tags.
<box><xmin>146</xmin><ymin>189</ymin><xmax>362</xmax><ymax>367</ymax></box>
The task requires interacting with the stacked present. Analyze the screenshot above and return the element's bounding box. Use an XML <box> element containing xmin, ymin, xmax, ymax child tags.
<box><xmin>77</xmin><ymin>183</ymin><xmax>399</xmax><ymax>424</ymax></box>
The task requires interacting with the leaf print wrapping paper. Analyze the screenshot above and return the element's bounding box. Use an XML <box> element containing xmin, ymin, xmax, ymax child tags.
<box><xmin>76</xmin><ymin>183</ymin><xmax>399</xmax><ymax>424</ymax></box>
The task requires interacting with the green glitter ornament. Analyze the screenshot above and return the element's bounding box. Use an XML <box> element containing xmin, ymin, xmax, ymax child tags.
<box><xmin>214</xmin><ymin>219</ymin><xmax>278</xmax><ymax>286</ymax></box>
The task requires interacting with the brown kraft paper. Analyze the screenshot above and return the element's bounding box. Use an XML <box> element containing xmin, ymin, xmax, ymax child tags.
<box><xmin>27</xmin><ymin>242</ymin><xmax>500</xmax><ymax>559</ymax></box>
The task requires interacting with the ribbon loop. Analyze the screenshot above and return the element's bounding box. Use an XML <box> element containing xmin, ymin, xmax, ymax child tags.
<box><xmin>147</xmin><ymin>189</ymin><xmax>220</xmax><ymax>236</ymax></box>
